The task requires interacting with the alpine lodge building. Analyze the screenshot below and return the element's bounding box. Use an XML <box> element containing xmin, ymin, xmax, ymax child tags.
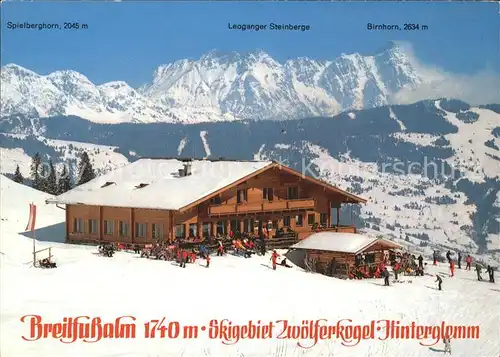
<box><xmin>47</xmin><ymin>158</ymin><xmax>367</xmax><ymax>246</ymax></box>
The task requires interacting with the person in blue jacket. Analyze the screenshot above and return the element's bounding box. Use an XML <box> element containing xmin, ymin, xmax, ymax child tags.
<box><xmin>199</xmin><ymin>244</ymin><xmax>208</xmax><ymax>259</ymax></box>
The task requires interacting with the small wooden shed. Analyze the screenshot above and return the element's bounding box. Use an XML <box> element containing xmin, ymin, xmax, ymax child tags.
<box><xmin>289</xmin><ymin>232</ymin><xmax>401</xmax><ymax>277</ymax></box>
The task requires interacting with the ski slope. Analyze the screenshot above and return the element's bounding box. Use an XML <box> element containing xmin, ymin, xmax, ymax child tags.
<box><xmin>1</xmin><ymin>175</ymin><xmax>499</xmax><ymax>357</ymax></box>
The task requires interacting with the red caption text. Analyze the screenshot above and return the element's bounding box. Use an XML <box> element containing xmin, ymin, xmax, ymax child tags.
<box><xmin>21</xmin><ymin>315</ymin><xmax>480</xmax><ymax>348</ymax></box>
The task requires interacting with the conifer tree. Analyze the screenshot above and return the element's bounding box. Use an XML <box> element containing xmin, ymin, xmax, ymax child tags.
<box><xmin>13</xmin><ymin>165</ymin><xmax>24</xmax><ymax>184</ymax></box>
<box><xmin>38</xmin><ymin>162</ymin><xmax>48</xmax><ymax>192</ymax></box>
<box><xmin>57</xmin><ymin>164</ymin><xmax>72</xmax><ymax>194</ymax></box>
<box><xmin>46</xmin><ymin>160</ymin><xmax>57</xmax><ymax>195</ymax></box>
<box><xmin>30</xmin><ymin>152</ymin><xmax>42</xmax><ymax>190</ymax></box>
<box><xmin>77</xmin><ymin>152</ymin><xmax>96</xmax><ymax>186</ymax></box>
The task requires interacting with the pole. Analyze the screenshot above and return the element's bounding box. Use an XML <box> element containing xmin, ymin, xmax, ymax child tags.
<box><xmin>32</xmin><ymin>229</ymin><xmax>36</xmax><ymax>266</ymax></box>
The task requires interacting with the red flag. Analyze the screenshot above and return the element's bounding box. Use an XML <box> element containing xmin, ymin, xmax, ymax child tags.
<box><xmin>25</xmin><ymin>203</ymin><xmax>37</xmax><ymax>232</ymax></box>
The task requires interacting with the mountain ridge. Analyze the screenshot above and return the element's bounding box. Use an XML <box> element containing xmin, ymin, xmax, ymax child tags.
<box><xmin>1</xmin><ymin>42</ymin><xmax>439</xmax><ymax>124</ymax></box>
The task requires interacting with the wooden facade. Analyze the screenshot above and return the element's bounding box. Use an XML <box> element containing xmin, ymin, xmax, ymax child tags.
<box><xmin>294</xmin><ymin>239</ymin><xmax>401</xmax><ymax>277</ymax></box>
<box><xmin>65</xmin><ymin>163</ymin><xmax>366</xmax><ymax>245</ymax></box>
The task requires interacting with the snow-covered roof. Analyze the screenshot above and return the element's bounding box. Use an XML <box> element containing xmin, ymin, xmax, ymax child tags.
<box><xmin>290</xmin><ymin>232</ymin><xmax>401</xmax><ymax>254</ymax></box>
<box><xmin>47</xmin><ymin>158</ymin><xmax>274</xmax><ymax>210</ymax></box>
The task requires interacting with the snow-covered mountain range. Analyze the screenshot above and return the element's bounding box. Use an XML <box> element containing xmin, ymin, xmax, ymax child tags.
<box><xmin>2</xmin><ymin>42</ymin><xmax>441</xmax><ymax>124</ymax></box>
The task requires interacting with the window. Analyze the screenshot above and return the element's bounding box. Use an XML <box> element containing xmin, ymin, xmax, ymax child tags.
<box><xmin>230</xmin><ymin>220</ymin><xmax>240</xmax><ymax>234</ymax></box>
<box><xmin>209</xmin><ymin>196</ymin><xmax>222</xmax><ymax>205</ymax></box>
<box><xmin>320</xmin><ymin>213</ymin><xmax>328</xmax><ymax>225</ymax></box>
<box><xmin>365</xmin><ymin>253</ymin><xmax>375</xmax><ymax>264</ymax></box>
<box><xmin>175</xmin><ymin>224</ymin><xmax>185</xmax><ymax>239</ymax></box>
<box><xmin>73</xmin><ymin>218</ymin><xmax>84</xmax><ymax>233</ymax></box>
<box><xmin>263</xmin><ymin>188</ymin><xmax>274</xmax><ymax>201</ymax></box>
<box><xmin>202</xmin><ymin>223</ymin><xmax>211</xmax><ymax>238</ymax></box>
<box><xmin>283</xmin><ymin>216</ymin><xmax>291</xmax><ymax>227</ymax></box>
<box><xmin>119</xmin><ymin>221</ymin><xmax>130</xmax><ymax>237</ymax></box>
<box><xmin>287</xmin><ymin>186</ymin><xmax>299</xmax><ymax>199</ymax></box>
<box><xmin>308</xmin><ymin>214</ymin><xmax>315</xmax><ymax>225</ymax></box>
<box><xmin>243</xmin><ymin>219</ymin><xmax>253</xmax><ymax>233</ymax></box>
<box><xmin>295</xmin><ymin>214</ymin><xmax>303</xmax><ymax>227</ymax></box>
<box><xmin>88</xmin><ymin>219</ymin><xmax>98</xmax><ymax>234</ymax></box>
<box><xmin>136</xmin><ymin>222</ymin><xmax>147</xmax><ymax>238</ymax></box>
<box><xmin>104</xmin><ymin>220</ymin><xmax>114</xmax><ymax>235</ymax></box>
<box><xmin>216</xmin><ymin>220</ymin><xmax>227</xmax><ymax>235</ymax></box>
<box><xmin>272</xmin><ymin>220</ymin><xmax>278</xmax><ymax>229</ymax></box>
<box><xmin>189</xmin><ymin>223</ymin><xmax>197</xmax><ymax>237</ymax></box>
<box><xmin>237</xmin><ymin>189</ymin><xmax>248</xmax><ymax>203</ymax></box>
<box><xmin>152</xmin><ymin>223</ymin><xmax>164</xmax><ymax>240</ymax></box>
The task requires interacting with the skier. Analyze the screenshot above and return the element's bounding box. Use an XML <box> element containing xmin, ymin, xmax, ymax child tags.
<box><xmin>435</xmin><ymin>275</ymin><xmax>442</xmax><ymax>291</ymax></box>
<box><xmin>465</xmin><ymin>255</ymin><xmax>472</xmax><ymax>270</ymax></box>
<box><xmin>443</xmin><ymin>335</ymin><xmax>451</xmax><ymax>354</ymax></box>
<box><xmin>487</xmin><ymin>265</ymin><xmax>495</xmax><ymax>283</ymax></box>
<box><xmin>383</xmin><ymin>267</ymin><xmax>390</xmax><ymax>286</ymax></box>
<box><xmin>206</xmin><ymin>254</ymin><xmax>210</xmax><ymax>268</ymax></box>
<box><xmin>270</xmin><ymin>250</ymin><xmax>280</xmax><ymax>270</ymax></box>
<box><xmin>417</xmin><ymin>254</ymin><xmax>424</xmax><ymax>269</ymax></box>
<box><xmin>457</xmin><ymin>251</ymin><xmax>462</xmax><ymax>269</ymax></box>
<box><xmin>475</xmin><ymin>264</ymin><xmax>482</xmax><ymax>281</ymax></box>
<box><xmin>433</xmin><ymin>251</ymin><xmax>438</xmax><ymax>265</ymax></box>
<box><xmin>449</xmin><ymin>260</ymin><xmax>455</xmax><ymax>277</ymax></box>
<box><xmin>446</xmin><ymin>250</ymin><xmax>451</xmax><ymax>264</ymax></box>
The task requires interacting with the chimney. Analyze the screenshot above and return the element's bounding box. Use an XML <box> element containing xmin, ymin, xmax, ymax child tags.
<box><xmin>184</xmin><ymin>162</ymin><xmax>192</xmax><ymax>176</ymax></box>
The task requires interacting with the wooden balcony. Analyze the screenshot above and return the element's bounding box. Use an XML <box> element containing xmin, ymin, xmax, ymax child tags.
<box><xmin>297</xmin><ymin>225</ymin><xmax>357</xmax><ymax>240</ymax></box>
<box><xmin>312</xmin><ymin>225</ymin><xmax>357</xmax><ymax>234</ymax></box>
<box><xmin>208</xmin><ymin>198</ymin><xmax>315</xmax><ymax>216</ymax></box>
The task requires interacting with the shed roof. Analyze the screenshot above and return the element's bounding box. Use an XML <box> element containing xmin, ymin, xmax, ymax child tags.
<box><xmin>290</xmin><ymin>232</ymin><xmax>401</xmax><ymax>254</ymax></box>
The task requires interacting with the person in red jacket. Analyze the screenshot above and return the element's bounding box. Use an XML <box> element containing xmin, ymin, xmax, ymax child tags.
<box><xmin>465</xmin><ymin>255</ymin><xmax>472</xmax><ymax>270</ymax></box>
<box><xmin>271</xmin><ymin>250</ymin><xmax>280</xmax><ymax>270</ymax></box>
<box><xmin>449</xmin><ymin>260</ymin><xmax>455</xmax><ymax>277</ymax></box>
<box><xmin>217</xmin><ymin>240</ymin><xmax>225</xmax><ymax>256</ymax></box>
<box><xmin>180</xmin><ymin>249</ymin><xmax>188</xmax><ymax>268</ymax></box>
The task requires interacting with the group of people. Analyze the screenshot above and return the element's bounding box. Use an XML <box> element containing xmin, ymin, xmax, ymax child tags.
<box><xmin>430</xmin><ymin>250</ymin><xmax>496</xmax><ymax>291</ymax></box>
<box><xmin>348</xmin><ymin>251</ymin><xmax>426</xmax><ymax>282</ymax></box>
<box><xmin>98</xmin><ymin>243</ymin><xmax>116</xmax><ymax>257</ymax></box>
<box><xmin>380</xmin><ymin>252</ymin><xmax>428</xmax><ymax>286</ymax></box>
<box><xmin>173</xmin><ymin>233</ymin><xmax>270</xmax><ymax>268</ymax></box>
<box><xmin>39</xmin><ymin>257</ymin><xmax>57</xmax><ymax>269</ymax></box>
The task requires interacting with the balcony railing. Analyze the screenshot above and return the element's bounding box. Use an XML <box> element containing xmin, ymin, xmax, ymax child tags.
<box><xmin>297</xmin><ymin>225</ymin><xmax>357</xmax><ymax>240</ymax></box>
<box><xmin>311</xmin><ymin>225</ymin><xmax>357</xmax><ymax>234</ymax></box>
<box><xmin>208</xmin><ymin>198</ymin><xmax>315</xmax><ymax>215</ymax></box>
